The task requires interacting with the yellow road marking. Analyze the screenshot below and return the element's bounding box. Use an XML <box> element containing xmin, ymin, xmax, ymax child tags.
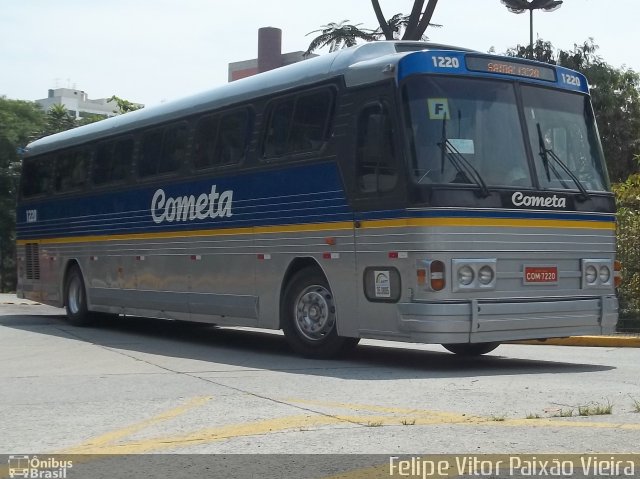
<box><xmin>62</xmin><ymin>395</ymin><xmax>212</xmax><ymax>454</ymax></box>
<box><xmin>53</xmin><ymin>397</ymin><xmax>640</xmax><ymax>455</ymax></box>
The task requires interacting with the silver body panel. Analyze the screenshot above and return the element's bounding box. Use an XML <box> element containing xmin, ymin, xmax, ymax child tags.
<box><xmin>17</xmin><ymin>211</ymin><xmax>617</xmax><ymax>344</ymax></box>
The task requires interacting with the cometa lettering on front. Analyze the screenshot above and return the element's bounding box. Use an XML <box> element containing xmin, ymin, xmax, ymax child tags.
<box><xmin>151</xmin><ymin>186</ymin><xmax>233</xmax><ymax>224</ymax></box>
<box><xmin>512</xmin><ymin>191</ymin><xmax>567</xmax><ymax>209</ymax></box>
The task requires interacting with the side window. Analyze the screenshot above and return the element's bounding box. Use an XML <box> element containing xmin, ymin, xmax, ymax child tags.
<box><xmin>55</xmin><ymin>149</ymin><xmax>89</xmax><ymax>192</ymax></box>
<box><xmin>356</xmin><ymin>103</ymin><xmax>398</xmax><ymax>194</ymax></box>
<box><xmin>290</xmin><ymin>90</ymin><xmax>332</xmax><ymax>152</ymax></box>
<box><xmin>22</xmin><ymin>157</ymin><xmax>54</xmax><ymax>197</ymax></box>
<box><xmin>215</xmin><ymin>110</ymin><xmax>249</xmax><ymax>166</ymax></box>
<box><xmin>139</xmin><ymin>128</ymin><xmax>163</xmax><ymax>177</ymax></box>
<box><xmin>193</xmin><ymin>115</ymin><xmax>219</xmax><ymax>169</ymax></box>
<box><xmin>160</xmin><ymin>123</ymin><xmax>188</xmax><ymax>174</ymax></box>
<box><xmin>264</xmin><ymin>99</ymin><xmax>294</xmax><ymax>157</ymax></box>
<box><xmin>193</xmin><ymin>110</ymin><xmax>249</xmax><ymax>170</ymax></box>
<box><xmin>94</xmin><ymin>138</ymin><xmax>133</xmax><ymax>185</ymax></box>
<box><xmin>263</xmin><ymin>89</ymin><xmax>333</xmax><ymax>158</ymax></box>
<box><xmin>139</xmin><ymin>123</ymin><xmax>187</xmax><ymax>178</ymax></box>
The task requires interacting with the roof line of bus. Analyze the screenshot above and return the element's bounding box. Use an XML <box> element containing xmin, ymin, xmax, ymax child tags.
<box><xmin>24</xmin><ymin>41</ymin><xmax>474</xmax><ymax>156</ymax></box>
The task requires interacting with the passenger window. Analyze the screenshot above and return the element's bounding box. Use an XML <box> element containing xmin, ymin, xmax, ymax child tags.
<box><xmin>290</xmin><ymin>90</ymin><xmax>332</xmax><ymax>152</ymax></box>
<box><xmin>139</xmin><ymin>128</ymin><xmax>163</xmax><ymax>177</ymax></box>
<box><xmin>263</xmin><ymin>89</ymin><xmax>333</xmax><ymax>158</ymax></box>
<box><xmin>94</xmin><ymin>138</ymin><xmax>133</xmax><ymax>185</ymax></box>
<box><xmin>356</xmin><ymin>103</ymin><xmax>398</xmax><ymax>193</ymax></box>
<box><xmin>193</xmin><ymin>115</ymin><xmax>219</xmax><ymax>169</ymax></box>
<box><xmin>22</xmin><ymin>157</ymin><xmax>54</xmax><ymax>197</ymax></box>
<box><xmin>264</xmin><ymin>99</ymin><xmax>294</xmax><ymax>157</ymax></box>
<box><xmin>160</xmin><ymin>123</ymin><xmax>188</xmax><ymax>174</ymax></box>
<box><xmin>215</xmin><ymin>110</ymin><xmax>248</xmax><ymax>165</ymax></box>
<box><xmin>139</xmin><ymin>124</ymin><xmax>187</xmax><ymax>178</ymax></box>
<box><xmin>55</xmin><ymin>149</ymin><xmax>89</xmax><ymax>192</ymax></box>
<box><xmin>193</xmin><ymin>110</ymin><xmax>249</xmax><ymax>170</ymax></box>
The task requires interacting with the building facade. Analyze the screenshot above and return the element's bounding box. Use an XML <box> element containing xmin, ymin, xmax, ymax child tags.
<box><xmin>36</xmin><ymin>88</ymin><xmax>141</xmax><ymax>118</ymax></box>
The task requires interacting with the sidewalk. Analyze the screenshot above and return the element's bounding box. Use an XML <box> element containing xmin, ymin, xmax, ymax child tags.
<box><xmin>0</xmin><ymin>293</ymin><xmax>40</xmax><ymax>305</ymax></box>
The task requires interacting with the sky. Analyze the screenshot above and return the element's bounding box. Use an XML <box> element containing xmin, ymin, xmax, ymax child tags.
<box><xmin>1</xmin><ymin>0</ymin><xmax>639</xmax><ymax>107</ymax></box>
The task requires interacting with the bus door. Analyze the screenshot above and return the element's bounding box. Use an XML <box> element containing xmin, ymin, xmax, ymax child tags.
<box><xmin>347</xmin><ymin>88</ymin><xmax>408</xmax><ymax>336</ymax></box>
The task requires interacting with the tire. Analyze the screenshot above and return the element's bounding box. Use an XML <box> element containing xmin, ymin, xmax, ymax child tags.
<box><xmin>64</xmin><ymin>265</ymin><xmax>94</xmax><ymax>326</ymax></box>
<box><xmin>282</xmin><ymin>268</ymin><xmax>359</xmax><ymax>359</ymax></box>
<box><xmin>442</xmin><ymin>342</ymin><xmax>500</xmax><ymax>356</ymax></box>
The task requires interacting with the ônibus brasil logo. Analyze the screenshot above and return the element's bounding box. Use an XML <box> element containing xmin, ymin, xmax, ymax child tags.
<box><xmin>7</xmin><ymin>455</ymin><xmax>73</xmax><ymax>478</ymax></box>
<box><xmin>151</xmin><ymin>185</ymin><xmax>233</xmax><ymax>224</ymax></box>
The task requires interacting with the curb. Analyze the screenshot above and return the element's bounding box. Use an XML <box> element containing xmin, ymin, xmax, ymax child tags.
<box><xmin>513</xmin><ymin>335</ymin><xmax>640</xmax><ymax>348</ymax></box>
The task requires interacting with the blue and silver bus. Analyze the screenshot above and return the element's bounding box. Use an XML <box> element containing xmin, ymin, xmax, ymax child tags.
<box><xmin>16</xmin><ymin>41</ymin><xmax>619</xmax><ymax>357</ymax></box>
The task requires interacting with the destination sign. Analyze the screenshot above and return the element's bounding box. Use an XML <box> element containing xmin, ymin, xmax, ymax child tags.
<box><xmin>466</xmin><ymin>56</ymin><xmax>556</xmax><ymax>82</ymax></box>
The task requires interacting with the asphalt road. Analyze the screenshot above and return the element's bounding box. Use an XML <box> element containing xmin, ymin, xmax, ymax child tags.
<box><xmin>1</xmin><ymin>296</ymin><xmax>639</xmax><ymax>458</ymax></box>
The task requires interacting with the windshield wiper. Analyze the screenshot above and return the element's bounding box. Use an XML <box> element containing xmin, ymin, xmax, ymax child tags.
<box><xmin>536</xmin><ymin>123</ymin><xmax>590</xmax><ymax>200</ymax></box>
<box><xmin>439</xmin><ymin>119</ymin><xmax>490</xmax><ymax>197</ymax></box>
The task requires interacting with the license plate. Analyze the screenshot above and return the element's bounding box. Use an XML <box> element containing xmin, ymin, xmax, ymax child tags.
<box><xmin>523</xmin><ymin>266</ymin><xmax>558</xmax><ymax>284</ymax></box>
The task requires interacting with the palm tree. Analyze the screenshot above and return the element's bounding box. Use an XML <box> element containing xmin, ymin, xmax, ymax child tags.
<box><xmin>372</xmin><ymin>0</ymin><xmax>440</xmax><ymax>41</ymax></box>
<box><xmin>304</xmin><ymin>20</ymin><xmax>377</xmax><ymax>57</ymax></box>
<box><xmin>377</xmin><ymin>12</ymin><xmax>441</xmax><ymax>41</ymax></box>
<box><xmin>45</xmin><ymin>104</ymin><xmax>76</xmax><ymax>135</ymax></box>
<box><xmin>305</xmin><ymin>1</ymin><xmax>441</xmax><ymax>56</ymax></box>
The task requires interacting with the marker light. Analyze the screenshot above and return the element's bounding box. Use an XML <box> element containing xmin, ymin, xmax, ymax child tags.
<box><xmin>614</xmin><ymin>260</ymin><xmax>622</xmax><ymax>288</ymax></box>
<box><xmin>430</xmin><ymin>260</ymin><xmax>445</xmax><ymax>291</ymax></box>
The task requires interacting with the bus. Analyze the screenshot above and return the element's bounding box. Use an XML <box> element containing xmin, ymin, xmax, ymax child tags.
<box><xmin>16</xmin><ymin>41</ymin><xmax>619</xmax><ymax>358</ymax></box>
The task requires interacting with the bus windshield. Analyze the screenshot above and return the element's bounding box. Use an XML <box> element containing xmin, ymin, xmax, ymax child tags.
<box><xmin>403</xmin><ymin>76</ymin><xmax>609</xmax><ymax>192</ymax></box>
<box><xmin>521</xmin><ymin>85</ymin><xmax>609</xmax><ymax>192</ymax></box>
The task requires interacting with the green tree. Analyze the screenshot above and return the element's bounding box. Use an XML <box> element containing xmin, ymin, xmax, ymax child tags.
<box><xmin>0</xmin><ymin>97</ymin><xmax>45</xmax><ymax>292</ymax></box>
<box><xmin>306</xmin><ymin>0</ymin><xmax>440</xmax><ymax>55</ymax></box>
<box><xmin>506</xmin><ymin>39</ymin><xmax>640</xmax><ymax>181</ymax></box>
<box><xmin>612</xmin><ymin>168</ymin><xmax>640</xmax><ymax>318</ymax></box>
<box><xmin>108</xmin><ymin>95</ymin><xmax>143</xmax><ymax>114</ymax></box>
<box><xmin>43</xmin><ymin>103</ymin><xmax>77</xmax><ymax>136</ymax></box>
<box><xmin>305</xmin><ymin>21</ymin><xmax>377</xmax><ymax>55</ymax></box>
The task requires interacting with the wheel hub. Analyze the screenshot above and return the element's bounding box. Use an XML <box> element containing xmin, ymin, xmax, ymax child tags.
<box><xmin>295</xmin><ymin>286</ymin><xmax>335</xmax><ymax>341</ymax></box>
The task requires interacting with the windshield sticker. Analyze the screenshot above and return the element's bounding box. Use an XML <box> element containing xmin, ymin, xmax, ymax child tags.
<box><xmin>427</xmin><ymin>98</ymin><xmax>450</xmax><ymax>120</ymax></box>
<box><xmin>447</xmin><ymin>139</ymin><xmax>475</xmax><ymax>154</ymax></box>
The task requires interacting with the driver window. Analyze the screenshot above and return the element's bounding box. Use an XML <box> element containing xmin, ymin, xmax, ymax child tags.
<box><xmin>356</xmin><ymin>103</ymin><xmax>398</xmax><ymax>194</ymax></box>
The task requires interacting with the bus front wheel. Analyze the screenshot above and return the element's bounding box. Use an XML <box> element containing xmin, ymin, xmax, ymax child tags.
<box><xmin>442</xmin><ymin>342</ymin><xmax>500</xmax><ymax>356</ymax></box>
<box><xmin>65</xmin><ymin>266</ymin><xmax>93</xmax><ymax>326</ymax></box>
<box><xmin>282</xmin><ymin>268</ymin><xmax>359</xmax><ymax>359</ymax></box>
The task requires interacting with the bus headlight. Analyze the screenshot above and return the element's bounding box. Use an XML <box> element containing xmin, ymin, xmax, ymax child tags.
<box><xmin>452</xmin><ymin>259</ymin><xmax>497</xmax><ymax>291</ymax></box>
<box><xmin>478</xmin><ymin>265</ymin><xmax>495</xmax><ymax>285</ymax></box>
<box><xmin>458</xmin><ymin>265</ymin><xmax>474</xmax><ymax>286</ymax></box>
<box><xmin>581</xmin><ymin>259</ymin><xmax>614</xmax><ymax>289</ymax></box>
<box><xmin>585</xmin><ymin>265</ymin><xmax>598</xmax><ymax>284</ymax></box>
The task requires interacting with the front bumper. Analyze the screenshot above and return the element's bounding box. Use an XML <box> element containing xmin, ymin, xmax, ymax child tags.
<box><xmin>397</xmin><ymin>296</ymin><xmax>618</xmax><ymax>344</ymax></box>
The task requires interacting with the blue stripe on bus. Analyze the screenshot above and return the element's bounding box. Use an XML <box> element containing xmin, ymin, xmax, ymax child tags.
<box><xmin>16</xmin><ymin>162</ymin><xmax>615</xmax><ymax>241</ymax></box>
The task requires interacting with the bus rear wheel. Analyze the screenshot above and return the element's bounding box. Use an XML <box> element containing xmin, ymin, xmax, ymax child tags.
<box><xmin>282</xmin><ymin>268</ymin><xmax>359</xmax><ymax>359</ymax></box>
<box><xmin>442</xmin><ymin>342</ymin><xmax>500</xmax><ymax>356</ymax></box>
<box><xmin>65</xmin><ymin>265</ymin><xmax>93</xmax><ymax>326</ymax></box>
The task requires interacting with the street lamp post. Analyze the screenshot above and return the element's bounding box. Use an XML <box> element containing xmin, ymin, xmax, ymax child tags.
<box><xmin>501</xmin><ymin>0</ymin><xmax>563</xmax><ymax>59</ymax></box>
